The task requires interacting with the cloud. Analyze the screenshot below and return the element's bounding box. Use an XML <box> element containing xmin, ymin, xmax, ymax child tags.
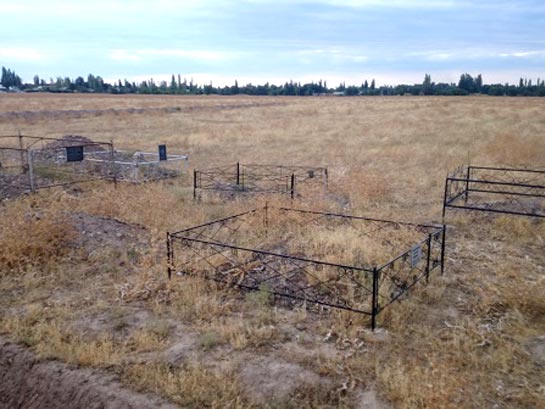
<box><xmin>297</xmin><ymin>48</ymin><xmax>368</xmax><ymax>64</ymax></box>
<box><xmin>109</xmin><ymin>50</ymin><xmax>142</xmax><ymax>63</ymax></box>
<box><xmin>245</xmin><ymin>0</ymin><xmax>466</xmax><ymax>8</ymax></box>
<box><xmin>499</xmin><ymin>50</ymin><xmax>545</xmax><ymax>58</ymax></box>
<box><xmin>109</xmin><ymin>49</ymin><xmax>239</xmax><ymax>63</ymax></box>
<box><xmin>408</xmin><ymin>48</ymin><xmax>545</xmax><ymax>61</ymax></box>
<box><xmin>0</xmin><ymin>0</ymin><xmax>529</xmax><ymax>15</ymax></box>
<box><xmin>416</xmin><ymin>51</ymin><xmax>454</xmax><ymax>61</ymax></box>
<box><xmin>0</xmin><ymin>1</ymin><xmax>222</xmax><ymax>15</ymax></box>
<box><xmin>315</xmin><ymin>0</ymin><xmax>460</xmax><ymax>7</ymax></box>
<box><xmin>0</xmin><ymin>47</ymin><xmax>46</xmax><ymax>62</ymax></box>
<box><xmin>246</xmin><ymin>0</ymin><xmax>544</xmax><ymax>10</ymax></box>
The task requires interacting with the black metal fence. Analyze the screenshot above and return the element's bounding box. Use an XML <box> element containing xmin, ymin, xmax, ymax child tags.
<box><xmin>193</xmin><ymin>163</ymin><xmax>328</xmax><ymax>199</ymax></box>
<box><xmin>0</xmin><ymin>135</ymin><xmax>115</xmax><ymax>199</ymax></box>
<box><xmin>443</xmin><ymin>165</ymin><xmax>545</xmax><ymax>218</ymax></box>
<box><xmin>167</xmin><ymin>206</ymin><xmax>446</xmax><ymax>330</ymax></box>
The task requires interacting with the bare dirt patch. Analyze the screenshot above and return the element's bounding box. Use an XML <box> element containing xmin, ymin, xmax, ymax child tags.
<box><xmin>526</xmin><ymin>334</ymin><xmax>545</xmax><ymax>368</ymax></box>
<box><xmin>69</xmin><ymin>212</ymin><xmax>149</xmax><ymax>259</ymax></box>
<box><xmin>0</xmin><ymin>337</ymin><xmax>177</xmax><ymax>409</ymax></box>
<box><xmin>42</xmin><ymin>134</ymin><xmax>106</xmax><ymax>150</ymax></box>
<box><xmin>239</xmin><ymin>355</ymin><xmax>325</xmax><ymax>402</ymax></box>
<box><xmin>0</xmin><ymin>173</ymin><xmax>31</xmax><ymax>200</ymax></box>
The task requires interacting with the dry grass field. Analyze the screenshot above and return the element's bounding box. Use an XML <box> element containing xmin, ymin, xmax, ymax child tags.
<box><xmin>0</xmin><ymin>94</ymin><xmax>544</xmax><ymax>408</ymax></box>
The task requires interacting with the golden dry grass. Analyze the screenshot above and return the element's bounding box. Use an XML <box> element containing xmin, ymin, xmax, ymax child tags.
<box><xmin>0</xmin><ymin>94</ymin><xmax>544</xmax><ymax>408</ymax></box>
<box><xmin>0</xmin><ymin>195</ymin><xmax>79</xmax><ymax>274</ymax></box>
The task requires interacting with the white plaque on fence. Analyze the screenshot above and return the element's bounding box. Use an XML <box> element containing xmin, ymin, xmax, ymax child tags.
<box><xmin>410</xmin><ymin>244</ymin><xmax>422</xmax><ymax>267</ymax></box>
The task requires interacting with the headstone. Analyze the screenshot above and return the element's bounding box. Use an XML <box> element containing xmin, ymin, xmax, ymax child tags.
<box><xmin>158</xmin><ymin>144</ymin><xmax>167</xmax><ymax>161</ymax></box>
<box><xmin>66</xmin><ymin>146</ymin><xmax>84</xmax><ymax>162</ymax></box>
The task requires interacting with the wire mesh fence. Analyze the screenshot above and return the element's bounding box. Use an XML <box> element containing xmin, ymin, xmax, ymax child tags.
<box><xmin>0</xmin><ymin>135</ymin><xmax>189</xmax><ymax>199</ymax></box>
<box><xmin>167</xmin><ymin>206</ymin><xmax>446</xmax><ymax>329</ymax></box>
<box><xmin>0</xmin><ymin>135</ymin><xmax>115</xmax><ymax>199</ymax></box>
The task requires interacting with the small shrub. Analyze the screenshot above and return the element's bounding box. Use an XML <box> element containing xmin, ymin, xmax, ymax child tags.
<box><xmin>244</xmin><ymin>284</ymin><xmax>273</xmax><ymax>309</ymax></box>
<box><xmin>0</xmin><ymin>204</ymin><xmax>76</xmax><ymax>274</ymax></box>
<box><xmin>199</xmin><ymin>331</ymin><xmax>220</xmax><ymax>351</ymax></box>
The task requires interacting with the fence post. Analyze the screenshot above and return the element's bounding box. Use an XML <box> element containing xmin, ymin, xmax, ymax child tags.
<box><xmin>290</xmin><ymin>173</ymin><xmax>295</xmax><ymax>199</ymax></box>
<box><xmin>371</xmin><ymin>267</ymin><xmax>379</xmax><ymax>331</ymax></box>
<box><xmin>27</xmin><ymin>149</ymin><xmax>35</xmax><ymax>192</ymax></box>
<box><xmin>263</xmin><ymin>202</ymin><xmax>269</xmax><ymax>236</ymax></box>
<box><xmin>236</xmin><ymin>162</ymin><xmax>240</xmax><ymax>186</ymax></box>
<box><xmin>18</xmin><ymin>131</ymin><xmax>25</xmax><ymax>172</ymax></box>
<box><xmin>109</xmin><ymin>140</ymin><xmax>117</xmax><ymax>187</ymax></box>
<box><xmin>440</xmin><ymin>225</ymin><xmax>446</xmax><ymax>275</ymax></box>
<box><xmin>183</xmin><ymin>156</ymin><xmax>189</xmax><ymax>175</ymax></box>
<box><xmin>167</xmin><ymin>232</ymin><xmax>172</xmax><ymax>280</ymax></box>
<box><xmin>193</xmin><ymin>170</ymin><xmax>197</xmax><ymax>200</ymax></box>
<box><xmin>132</xmin><ymin>156</ymin><xmax>139</xmax><ymax>183</ymax></box>
<box><xmin>442</xmin><ymin>176</ymin><xmax>449</xmax><ymax>219</ymax></box>
<box><xmin>425</xmin><ymin>233</ymin><xmax>432</xmax><ymax>283</ymax></box>
<box><xmin>465</xmin><ymin>166</ymin><xmax>471</xmax><ymax>204</ymax></box>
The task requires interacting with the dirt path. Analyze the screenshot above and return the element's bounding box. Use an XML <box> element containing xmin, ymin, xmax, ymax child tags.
<box><xmin>0</xmin><ymin>337</ymin><xmax>178</xmax><ymax>409</ymax></box>
<box><xmin>0</xmin><ymin>101</ymin><xmax>288</xmax><ymax>122</ymax></box>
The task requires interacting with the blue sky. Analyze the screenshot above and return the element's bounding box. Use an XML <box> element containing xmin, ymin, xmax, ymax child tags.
<box><xmin>1</xmin><ymin>0</ymin><xmax>544</xmax><ymax>86</ymax></box>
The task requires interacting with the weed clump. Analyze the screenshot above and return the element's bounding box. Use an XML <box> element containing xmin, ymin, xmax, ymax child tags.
<box><xmin>123</xmin><ymin>363</ymin><xmax>250</xmax><ymax>408</ymax></box>
<box><xmin>0</xmin><ymin>202</ymin><xmax>76</xmax><ymax>274</ymax></box>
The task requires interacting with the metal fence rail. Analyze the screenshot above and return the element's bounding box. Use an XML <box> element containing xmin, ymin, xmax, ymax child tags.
<box><xmin>193</xmin><ymin>162</ymin><xmax>328</xmax><ymax>199</ymax></box>
<box><xmin>443</xmin><ymin>165</ymin><xmax>545</xmax><ymax>218</ymax></box>
<box><xmin>85</xmin><ymin>149</ymin><xmax>189</xmax><ymax>183</ymax></box>
<box><xmin>167</xmin><ymin>206</ymin><xmax>446</xmax><ymax>330</ymax></box>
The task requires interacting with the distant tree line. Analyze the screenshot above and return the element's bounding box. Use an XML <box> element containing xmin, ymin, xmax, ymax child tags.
<box><xmin>1</xmin><ymin>67</ymin><xmax>544</xmax><ymax>97</ymax></box>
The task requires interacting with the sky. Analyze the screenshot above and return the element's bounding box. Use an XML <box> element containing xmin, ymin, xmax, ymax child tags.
<box><xmin>0</xmin><ymin>0</ymin><xmax>544</xmax><ymax>87</ymax></box>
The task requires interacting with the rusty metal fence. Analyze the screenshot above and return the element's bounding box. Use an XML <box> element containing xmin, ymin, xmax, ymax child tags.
<box><xmin>193</xmin><ymin>163</ymin><xmax>328</xmax><ymax>199</ymax></box>
<box><xmin>0</xmin><ymin>135</ymin><xmax>115</xmax><ymax>199</ymax></box>
<box><xmin>1</xmin><ymin>135</ymin><xmax>190</xmax><ymax>199</ymax></box>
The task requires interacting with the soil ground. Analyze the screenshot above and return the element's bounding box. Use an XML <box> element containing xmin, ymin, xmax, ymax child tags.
<box><xmin>0</xmin><ymin>337</ymin><xmax>177</xmax><ymax>409</ymax></box>
<box><xmin>0</xmin><ymin>94</ymin><xmax>544</xmax><ymax>408</ymax></box>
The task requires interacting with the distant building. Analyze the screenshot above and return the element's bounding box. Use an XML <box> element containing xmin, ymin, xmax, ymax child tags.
<box><xmin>313</xmin><ymin>91</ymin><xmax>345</xmax><ymax>97</ymax></box>
<box><xmin>7</xmin><ymin>86</ymin><xmax>23</xmax><ymax>93</ymax></box>
<box><xmin>27</xmin><ymin>86</ymin><xmax>45</xmax><ymax>92</ymax></box>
